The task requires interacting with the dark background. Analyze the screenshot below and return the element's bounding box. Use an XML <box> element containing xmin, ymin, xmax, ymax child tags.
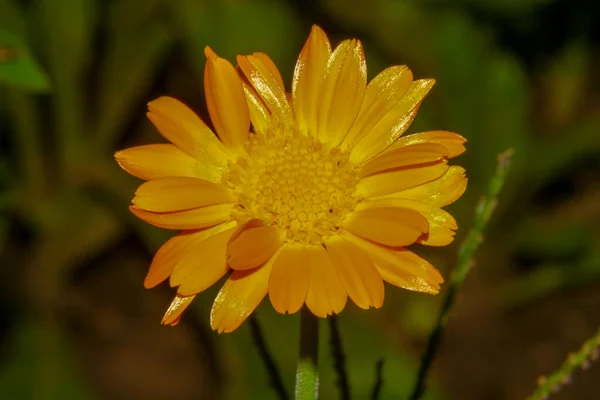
<box><xmin>1</xmin><ymin>0</ymin><xmax>599</xmax><ymax>399</ymax></box>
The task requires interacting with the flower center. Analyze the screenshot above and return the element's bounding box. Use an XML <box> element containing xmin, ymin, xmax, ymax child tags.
<box><xmin>222</xmin><ymin>129</ymin><xmax>359</xmax><ymax>245</ymax></box>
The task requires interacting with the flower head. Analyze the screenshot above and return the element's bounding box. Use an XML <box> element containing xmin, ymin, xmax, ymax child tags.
<box><xmin>115</xmin><ymin>25</ymin><xmax>467</xmax><ymax>333</ymax></box>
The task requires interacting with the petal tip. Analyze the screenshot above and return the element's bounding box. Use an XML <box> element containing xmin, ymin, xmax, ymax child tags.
<box><xmin>204</xmin><ymin>46</ymin><xmax>217</xmax><ymax>59</ymax></box>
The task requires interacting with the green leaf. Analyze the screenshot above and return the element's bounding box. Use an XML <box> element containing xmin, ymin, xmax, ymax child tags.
<box><xmin>96</xmin><ymin>0</ymin><xmax>174</xmax><ymax>150</ymax></box>
<box><xmin>540</xmin><ymin>39</ymin><xmax>591</xmax><ymax>130</ymax></box>
<box><xmin>502</xmin><ymin>251</ymin><xmax>600</xmax><ymax>308</ymax></box>
<box><xmin>0</xmin><ymin>30</ymin><xmax>50</xmax><ymax>92</ymax></box>
<box><xmin>460</xmin><ymin>0</ymin><xmax>555</xmax><ymax>15</ymax></box>
<box><xmin>169</xmin><ymin>1</ymin><xmax>301</xmax><ymax>82</ymax></box>
<box><xmin>32</xmin><ymin>0</ymin><xmax>99</xmax><ymax>162</ymax></box>
<box><xmin>477</xmin><ymin>52</ymin><xmax>531</xmax><ymax>196</ymax></box>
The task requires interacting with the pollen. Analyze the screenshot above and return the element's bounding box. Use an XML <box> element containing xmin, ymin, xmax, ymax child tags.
<box><xmin>222</xmin><ymin>128</ymin><xmax>359</xmax><ymax>245</ymax></box>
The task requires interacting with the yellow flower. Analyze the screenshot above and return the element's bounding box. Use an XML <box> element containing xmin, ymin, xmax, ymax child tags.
<box><xmin>115</xmin><ymin>25</ymin><xmax>467</xmax><ymax>333</ymax></box>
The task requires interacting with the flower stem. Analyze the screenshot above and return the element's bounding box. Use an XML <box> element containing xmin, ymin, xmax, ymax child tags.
<box><xmin>328</xmin><ymin>315</ymin><xmax>350</xmax><ymax>399</ymax></box>
<box><xmin>409</xmin><ymin>149</ymin><xmax>514</xmax><ymax>400</ymax></box>
<box><xmin>295</xmin><ymin>308</ymin><xmax>319</xmax><ymax>400</ymax></box>
<box><xmin>371</xmin><ymin>359</ymin><xmax>385</xmax><ymax>400</ymax></box>
<box><xmin>249</xmin><ymin>315</ymin><xmax>289</xmax><ymax>400</ymax></box>
<box><xmin>527</xmin><ymin>327</ymin><xmax>600</xmax><ymax>400</ymax></box>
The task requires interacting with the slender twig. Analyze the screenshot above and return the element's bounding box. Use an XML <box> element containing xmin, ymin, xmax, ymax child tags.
<box><xmin>371</xmin><ymin>359</ymin><xmax>385</xmax><ymax>400</ymax></box>
<box><xmin>249</xmin><ymin>315</ymin><xmax>290</xmax><ymax>400</ymax></box>
<box><xmin>329</xmin><ymin>315</ymin><xmax>350</xmax><ymax>399</ymax></box>
<box><xmin>527</xmin><ymin>328</ymin><xmax>600</xmax><ymax>400</ymax></box>
<box><xmin>295</xmin><ymin>308</ymin><xmax>320</xmax><ymax>400</ymax></box>
<box><xmin>409</xmin><ymin>149</ymin><xmax>514</xmax><ymax>400</ymax></box>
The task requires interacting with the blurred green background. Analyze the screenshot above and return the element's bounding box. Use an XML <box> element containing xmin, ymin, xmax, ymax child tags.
<box><xmin>1</xmin><ymin>0</ymin><xmax>599</xmax><ymax>399</ymax></box>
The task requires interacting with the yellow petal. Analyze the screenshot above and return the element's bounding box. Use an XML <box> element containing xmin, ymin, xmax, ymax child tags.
<box><xmin>204</xmin><ymin>50</ymin><xmax>250</xmax><ymax>149</ymax></box>
<box><xmin>147</xmin><ymin>96</ymin><xmax>231</xmax><ymax>165</ymax></box>
<box><xmin>129</xmin><ymin>203</ymin><xmax>232</xmax><ymax>230</ymax></box>
<box><xmin>268</xmin><ymin>244</ymin><xmax>310</xmax><ymax>314</ymax></box>
<box><xmin>133</xmin><ymin>177</ymin><xmax>234</xmax><ymax>212</ymax></box>
<box><xmin>292</xmin><ymin>25</ymin><xmax>332</xmax><ymax>137</ymax></box>
<box><xmin>325</xmin><ymin>235</ymin><xmax>384</xmax><ymax>309</ymax></box>
<box><xmin>350</xmin><ymin>79</ymin><xmax>435</xmax><ymax>164</ymax></box>
<box><xmin>161</xmin><ymin>294</ymin><xmax>196</xmax><ymax>326</ymax></box>
<box><xmin>252</xmin><ymin>52</ymin><xmax>285</xmax><ymax>90</ymax></box>
<box><xmin>359</xmin><ymin>143</ymin><xmax>449</xmax><ymax>178</ymax></box>
<box><xmin>305</xmin><ymin>245</ymin><xmax>347</xmax><ymax>318</ymax></box>
<box><xmin>227</xmin><ymin>220</ymin><xmax>283</xmax><ymax>270</ymax></box>
<box><xmin>343</xmin><ymin>65</ymin><xmax>413</xmax><ymax>149</ymax></box>
<box><xmin>375</xmin><ymin>256</ymin><xmax>442</xmax><ymax>294</ymax></box>
<box><xmin>343</xmin><ymin>207</ymin><xmax>429</xmax><ymax>247</ymax></box>
<box><xmin>114</xmin><ymin>144</ymin><xmax>200</xmax><ymax>181</ymax></box>
<box><xmin>358</xmin><ymin>198</ymin><xmax>457</xmax><ymax>246</ymax></box>
<box><xmin>145</xmin><ymin>221</ymin><xmax>236</xmax><ymax>288</ymax></box>
<box><xmin>388</xmin><ymin>131</ymin><xmax>466</xmax><ymax>159</ymax></box>
<box><xmin>317</xmin><ymin>39</ymin><xmax>367</xmax><ymax>146</ymax></box>
<box><xmin>237</xmin><ymin>54</ymin><xmax>292</xmax><ymax>124</ymax></box>
<box><xmin>357</xmin><ymin>160</ymin><xmax>449</xmax><ymax>198</ymax></box>
<box><xmin>171</xmin><ymin>227</ymin><xmax>237</xmax><ymax>296</ymax></box>
<box><xmin>242</xmin><ymin>82</ymin><xmax>271</xmax><ymax>135</ymax></box>
<box><xmin>211</xmin><ymin>252</ymin><xmax>280</xmax><ymax>333</ymax></box>
<box><xmin>342</xmin><ymin>230</ymin><xmax>443</xmax><ymax>294</ymax></box>
<box><xmin>387</xmin><ymin>165</ymin><xmax>467</xmax><ymax>207</ymax></box>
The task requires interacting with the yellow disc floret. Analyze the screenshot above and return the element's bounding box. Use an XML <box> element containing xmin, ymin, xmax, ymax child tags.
<box><xmin>222</xmin><ymin>128</ymin><xmax>359</xmax><ymax>245</ymax></box>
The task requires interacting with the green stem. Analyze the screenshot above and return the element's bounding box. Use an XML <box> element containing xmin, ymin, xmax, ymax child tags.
<box><xmin>249</xmin><ymin>315</ymin><xmax>289</xmax><ymax>400</ymax></box>
<box><xmin>527</xmin><ymin>328</ymin><xmax>600</xmax><ymax>400</ymax></box>
<box><xmin>295</xmin><ymin>308</ymin><xmax>319</xmax><ymax>400</ymax></box>
<box><xmin>329</xmin><ymin>315</ymin><xmax>350</xmax><ymax>399</ymax></box>
<box><xmin>409</xmin><ymin>149</ymin><xmax>514</xmax><ymax>400</ymax></box>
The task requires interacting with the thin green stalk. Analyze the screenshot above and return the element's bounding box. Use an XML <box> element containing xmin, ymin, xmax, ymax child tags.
<box><xmin>409</xmin><ymin>149</ymin><xmax>514</xmax><ymax>400</ymax></box>
<box><xmin>329</xmin><ymin>315</ymin><xmax>350</xmax><ymax>400</ymax></box>
<box><xmin>527</xmin><ymin>328</ymin><xmax>600</xmax><ymax>400</ymax></box>
<box><xmin>371</xmin><ymin>359</ymin><xmax>385</xmax><ymax>400</ymax></box>
<box><xmin>295</xmin><ymin>308</ymin><xmax>319</xmax><ymax>400</ymax></box>
<box><xmin>249</xmin><ymin>315</ymin><xmax>289</xmax><ymax>400</ymax></box>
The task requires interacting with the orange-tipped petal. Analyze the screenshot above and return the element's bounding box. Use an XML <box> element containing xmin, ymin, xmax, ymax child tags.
<box><xmin>129</xmin><ymin>203</ymin><xmax>232</xmax><ymax>230</ymax></box>
<box><xmin>268</xmin><ymin>244</ymin><xmax>310</xmax><ymax>314</ymax></box>
<box><xmin>350</xmin><ymin>79</ymin><xmax>435</xmax><ymax>164</ymax></box>
<box><xmin>325</xmin><ymin>236</ymin><xmax>384</xmax><ymax>309</ymax></box>
<box><xmin>388</xmin><ymin>165</ymin><xmax>467</xmax><ymax>207</ymax></box>
<box><xmin>305</xmin><ymin>245</ymin><xmax>347</xmax><ymax>318</ymax></box>
<box><xmin>357</xmin><ymin>160</ymin><xmax>449</xmax><ymax>198</ymax></box>
<box><xmin>242</xmin><ymin>82</ymin><xmax>271</xmax><ymax>135</ymax></box>
<box><xmin>227</xmin><ymin>220</ymin><xmax>283</xmax><ymax>270</ymax></box>
<box><xmin>237</xmin><ymin>54</ymin><xmax>292</xmax><ymax>124</ymax></box>
<box><xmin>343</xmin><ymin>207</ymin><xmax>429</xmax><ymax>247</ymax></box>
<box><xmin>342</xmin><ymin>231</ymin><xmax>444</xmax><ymax>294</ymax></box>
<box><xmin>357</xmin><ymin>198</ymin><xmax>457</xmax><ymax>246</ymax></box>
<box><xmin>114</xmin><ymin>144</ymin><xmax>199</xmax><ymax>181</ymax></box>
<box><xmin>145</xmin><ymin>221</ymin><xmax>235</xmax><ymax>288</ymax></box>
<box><xmin>210</xmin><ymin>252</ymin><xmax>280</xmax><ymax>333</ymax></box>
<box><xmin>204</xmin><ymin>51</ymin><xmax>250</xmax><ymax>149</ymax></box>
<box><xmin>292</xmin><ymin>25</ymin><xmax>332</xmax><ymax>136</ymax></box>
<box><xmin>147</xmin><ymin>96</ymin><xmax>231</xmax><ymax>165</ymax></box>
<box><xmin>252</xmin><ymin>52</ymin><xmax>285</xmax><ymax>90</ymax></box>
<box><xmin>317</xmin><ymin>39</ymin><xmax>367</xmax><ymax>146</ymax></box>
<box><xmin>161</xmin><ymin>295</ymin><xmax>196</xmax><ymax>326</ymax></box>
<box><xmin>171</xmin><ymin>227</ymin><xmax>237</xmax><ymax>296</ymax></box>
<box><xmin>389</xmin><ymin>131</ymin><xmax>467</xmax><ymax>158</ymax></box>
<box><xmin>343</xmin><ymin>65</ymin><xmax>413</xmax><ymax>149</ymax></box>
<box><xmin>359</xmin><ymin>143</ymin><xmax>448</xmax><ymax>178</ymax></box>
<box><xmin>133</xmin><ymin>177</ymin><xmax>234</xmax><ymax>212</ymax></box>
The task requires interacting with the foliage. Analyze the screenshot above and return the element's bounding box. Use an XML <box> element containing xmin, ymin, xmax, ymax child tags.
<box><xmin>0</xmin><ymin>0</ymin><xmax>599</xmax><ymax>398</ymax></box>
